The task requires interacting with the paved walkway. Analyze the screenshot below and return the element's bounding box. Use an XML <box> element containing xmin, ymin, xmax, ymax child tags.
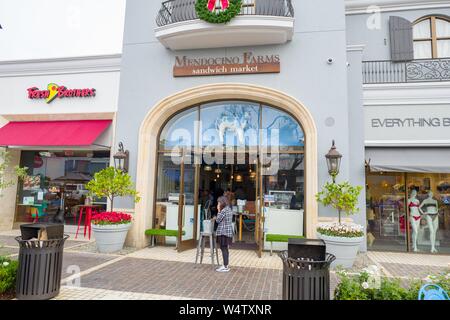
<box><xmin>367</xmin><ymin>251</ymin><xmax>450</xmax><ymax>279</ymax></box>
<box><xmin>1</xmin><ymin>232</ymin><xmax>449</xmax><ymax>300</ymax></box>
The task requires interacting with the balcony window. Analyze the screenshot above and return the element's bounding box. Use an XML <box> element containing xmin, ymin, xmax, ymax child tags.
<box><xmin>413</xmin><ymin>16</ymin><xmax>450</xmax><ymax>59</ymax></box>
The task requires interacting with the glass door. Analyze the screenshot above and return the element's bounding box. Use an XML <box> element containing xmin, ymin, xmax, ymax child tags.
<box><xmin>177</xmin><ymin>152</ymin><xmax>200</xmax><ymax>252</ymax></box>
<box><xmin>155</xmin><ymin>152</ymin><xmax>182</xmax><ymax>247</ymax></box>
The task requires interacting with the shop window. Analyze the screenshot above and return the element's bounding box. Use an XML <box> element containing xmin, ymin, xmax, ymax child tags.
<box><xmin>406</xmin><ymin>173</ymin><xmax>450</xmax><ymax>254</ymax></box>
<box><xmin>200</xmin><ymin>101</ymin><xmax>260</xmax><ymax>149</ymax></box>
<box><xmin>413</xmin><ymin>16</ymin><xmax>450</xmax><ymax>59</ymax></box>
<box><xmin>15</xmin><ymin>150</ymin><xmax>110</xmax><ymax>225</ymax></box>
<box><xmin>159</xmin><ymin>107</ymin><xmax>198</xmax><ymax>151</ymax></box>
<box><xmin>366</xmin><ymin>173</ymin><xmax>407</xmax><ymax>252</ymax></box>
<box><xmin>367</xmin><ymin>172</ymin><xmax>450</xmax><ymax>254</ymax></box>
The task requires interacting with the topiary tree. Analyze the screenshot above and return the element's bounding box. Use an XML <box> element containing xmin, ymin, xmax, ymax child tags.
<box><xmin>86</xmin><ymin>167</ymin><xmax>140</xmax><ymax>211</ymax></box>
<box><xmin>316</xmin><ymin>181</ymin><xmax>363</xmax><ymax>224</ymax></box>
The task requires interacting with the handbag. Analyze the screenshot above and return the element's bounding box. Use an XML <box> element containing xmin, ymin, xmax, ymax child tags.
<box><xmin>202</xmin><ymin>219</ymin><xmax>214</xmax><ymax>234</ymax></box>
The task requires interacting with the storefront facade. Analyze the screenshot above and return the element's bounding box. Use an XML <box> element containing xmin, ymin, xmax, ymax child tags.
<box><xmin>346</xmin><ymin>0</ymin><xmax>450</xmax><ymax>254</ymax></box>
<box><xmin>0</xmin><ymin>55</ymin><xmax>120</xmax><ymax>231</ymax></box>
<box><xmin>2</xmin><ymin>0</ymin><xmax>448</xmax><ymax>256</ymax></box>
<box><xmin>115</xmin><ymin>0</ymin><xmax>367</xmax><ymax>253</ymax></box>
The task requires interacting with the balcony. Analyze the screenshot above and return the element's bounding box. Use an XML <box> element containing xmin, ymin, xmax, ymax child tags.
<box><xmin>362</xmin><ymin>59</ymin><xmax>450</xmax><ymax>84</ymax></box>
<box><xmin>155</xmin><ymin>0</ymin><xmax>294</xmax><ymax>50</ymax></box>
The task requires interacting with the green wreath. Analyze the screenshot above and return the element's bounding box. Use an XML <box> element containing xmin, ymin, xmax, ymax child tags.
<box><xmin>195</xmin><ymin>0</ymin><xmax>242</xmax><ymax>24</ymax></box>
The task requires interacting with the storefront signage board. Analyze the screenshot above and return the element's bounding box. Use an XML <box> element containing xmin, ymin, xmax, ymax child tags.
<box><xmin>173</xmin><ymin>52</ymin><xmax>280</xmax><ymax>77</ymax></box>
<box><xmin>27</xmin><ymin>83</ymin><xmax>96</xmax><ymax>104</ymax></box>
<box><xmin>365</xmin><ymin>105</ymin><xmax>450</xmax><ymax>145</ymax></box>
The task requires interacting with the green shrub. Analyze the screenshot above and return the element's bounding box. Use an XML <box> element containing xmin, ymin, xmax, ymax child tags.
<box><xmin>0</xmin><ymin>257</ymin><xmax>18</xmax><ymax>295</ymax></box>
<box><xmin>334</xmin><ymin>267</ymin><xmax>450</xmax><ymax>300</ymax></box>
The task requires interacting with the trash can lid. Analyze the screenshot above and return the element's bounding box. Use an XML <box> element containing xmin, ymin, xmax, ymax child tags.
<box><xmin>288</xmin><ymin>238</ymin><xmax>325</xmax><ymax>247</ymax></box>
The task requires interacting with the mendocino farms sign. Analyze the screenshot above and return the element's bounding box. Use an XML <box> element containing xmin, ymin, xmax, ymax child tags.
<box><xmin>173</xmin><ymin>52</ymin><xmax>280</xmax><ymax>77</ymax></box>
<box><xmin>27</xmin><ymin>83</ymin><xmax>96</xmax><ymax>104</ymax></box>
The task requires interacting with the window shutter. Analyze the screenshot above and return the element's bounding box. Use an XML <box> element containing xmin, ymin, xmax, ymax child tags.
<box><xmin>389</xmin><ymin>16</ymin><xmax>414</xmax><ymax>62</ymax></box>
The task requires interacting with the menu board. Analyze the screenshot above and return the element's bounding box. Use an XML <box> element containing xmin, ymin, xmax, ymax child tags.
<box><xmin>23</xmin><ymin>175</ymin><xmax>41</xmax><ymax>191</ymax></box>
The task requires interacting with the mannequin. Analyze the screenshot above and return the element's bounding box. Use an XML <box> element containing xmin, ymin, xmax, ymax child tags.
<box><xmin>408</xmin><ymin>190</ymin><xmax>421</xmax><ymax>252</ymax></box>
<box><xmin>419</xmin><ymin>191</ymin><xmax>439</xmax><ymax>253</ymax></box>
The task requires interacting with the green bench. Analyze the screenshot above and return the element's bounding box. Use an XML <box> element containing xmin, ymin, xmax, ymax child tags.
<box><xmin>265</xmin><ymin>234</ymin><xmax>304</xmax><ymax>256</ymax></box>
<box><xmin>145</xmin><ymin>229</ymin><xmax>186</xmax><ymax>249</ymax></box>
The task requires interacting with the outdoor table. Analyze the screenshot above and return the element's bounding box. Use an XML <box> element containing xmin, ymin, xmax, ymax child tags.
<box><xmin>75</xmin><ymin>205</ymin><xmax>103</xmax><ymax>240</ymax></box>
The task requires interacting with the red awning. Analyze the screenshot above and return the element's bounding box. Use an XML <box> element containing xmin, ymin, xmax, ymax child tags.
<box><xmin>0</xmin><ymin>120</ymin><xmax>112</xmax><ymax>147</ymax></box>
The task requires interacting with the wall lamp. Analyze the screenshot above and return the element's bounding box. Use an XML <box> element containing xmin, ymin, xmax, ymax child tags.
<box><xmin>113</xmin><ymin>142</ymin><xmax>129</xmax><ymax>173</ymax></box>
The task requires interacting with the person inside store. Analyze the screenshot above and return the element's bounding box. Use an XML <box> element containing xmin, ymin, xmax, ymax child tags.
<box><xmin>234</xmin><ymin>186</ymin><xmax>246</xmax><ymax>201</ymax></box>
<box><xmin>225</xmin><ymin>188</ymin><xmax>235</xmax><ymax>208</ymax></box>
<box><xmin>290</xmin><ymin>194</ymin><xmax>297</xmax><ymax>209</ymax></box>
<box><xmin>213</xmin><ymin>196</ymin><xmax>233</xmax><ymax>273</ymax></box>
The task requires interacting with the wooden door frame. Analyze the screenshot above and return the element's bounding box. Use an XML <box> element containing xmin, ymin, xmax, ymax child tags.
<box><xmin>177</xmin><ymin>149</ymin><xmax>200</xmax><ymax>252</ymax></box>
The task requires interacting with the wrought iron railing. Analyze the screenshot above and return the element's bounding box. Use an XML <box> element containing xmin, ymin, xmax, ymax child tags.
<box><xmin>362</xmin><ymin>59</ymin><xmax>450</xmax><ymax>84</ymax></box>
<box><xmin>156</xmin><ymin>0</ymin><xmax>294</xmax><ymax>27</ymax></box>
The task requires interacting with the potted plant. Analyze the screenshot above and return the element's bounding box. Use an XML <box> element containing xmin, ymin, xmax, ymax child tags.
<box><xmin>316</xmin><ymin>181</ymin><xmax>364</xmax><ymax>268</ymax></box>
<box><xmin>86</xmin><ymin>167</ymin><xmax>140</xmax><ymax>253</ymax></box>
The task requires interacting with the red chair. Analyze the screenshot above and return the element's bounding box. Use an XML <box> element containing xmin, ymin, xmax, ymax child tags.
<box><xmin>75</xmin><ymin>206</ymin><xmax>100</xmax><ymax>240</ymax></box>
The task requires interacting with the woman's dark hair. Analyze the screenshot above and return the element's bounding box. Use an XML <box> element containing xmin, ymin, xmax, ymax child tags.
<box><xmin>217</xmin><ymin>196</ymin><xmax>230</xmax><ymax>209</ymax></box>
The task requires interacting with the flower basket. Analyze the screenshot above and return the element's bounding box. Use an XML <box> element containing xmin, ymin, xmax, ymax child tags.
<box><xmin>91</xmin><ymin>212</ymin><xmax>132</xmax><ymax>253</ymax></box>
<box><xmin>317</xmin><ymin>222</ymin><xmax>364</xmax><ymax>269</ymax></box>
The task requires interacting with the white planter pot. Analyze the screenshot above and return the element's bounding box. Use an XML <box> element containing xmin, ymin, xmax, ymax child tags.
<box><xmin>92</xmin><ymin>223</ymin><xmax>131</xmax><ymax>253</ymax></box>
<box><xmin>318</xmin><ymin>233</ymin><xmax>364</xmax><ymax>269</ymax></box>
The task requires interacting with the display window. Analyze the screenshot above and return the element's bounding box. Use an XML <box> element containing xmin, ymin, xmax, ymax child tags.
<box><xmin>15</xmin><ymin>150</ymin><xmax>110</xmax><ymax>225</ymax></box>
<box><xmin>366</xmin><ymin>172</ymin><xmax>450</xmax><ymax>254</ymax></box>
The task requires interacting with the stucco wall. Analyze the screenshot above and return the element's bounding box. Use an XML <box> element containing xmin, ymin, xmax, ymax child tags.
<box><xmin>346</xmin><ymin>7</ymin><xmax>450</xmax><ymax>61</ymax></box>
<box><xmin>115</xmin><ymin>0</ymin><xmax>366</xmax><ymax>242</ymax></box>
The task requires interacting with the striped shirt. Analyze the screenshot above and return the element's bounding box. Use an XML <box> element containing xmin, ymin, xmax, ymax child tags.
<box><xmin>216</xmin><ymin>206</ymin><xmax>233</xmax><ymax>238</ymax></box>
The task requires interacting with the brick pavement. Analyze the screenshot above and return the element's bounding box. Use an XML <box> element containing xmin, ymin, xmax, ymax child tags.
<box><xmin>129</xmin><ymin>247</ymin><xmax>283</xmax><ymax>269</ymax></box>
<box><xmin>79</xmin><ymin>258</ymin><xmax>285</xmax><ymax>300</ymax></box>
<box><xmin>379</xmin><ymin>263</ymin><xmax>448</xmax><ymax>279</ymax></box>
<box><xmin>61</xmin><ymin>252</ymin><xmax>117</xmax><ymax>279</ymax></box>
<box><xmin>54</xmin><ymin>286</ymin><xmax>197</xmax><ymax>300</ymax></box>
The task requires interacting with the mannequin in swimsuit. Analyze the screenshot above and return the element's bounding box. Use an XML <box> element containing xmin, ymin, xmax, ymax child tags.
<box><xmin>408</xmin><ymin>190</ymin><xmax>421</xmax><ymax>252</ymax></box>
<box><xmin>419</xmin><ymin>191</ymin><xmax>439</xmax><ymax>253</ymax></box>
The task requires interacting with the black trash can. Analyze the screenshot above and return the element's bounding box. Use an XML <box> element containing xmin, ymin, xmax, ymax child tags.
<box><xmin>20</xmin><ymin>223</ymin><xmax>64</xmax><ymax>240</ymax></box>
<box><xmin>279</xmin><ymin>238</ymin><xmax>335</xmax><ymax>300</ymax></box>
<box><xmin>15</xmin><ymin>223</ymin><xmax>68</xmax><ymax>300</ymax></box>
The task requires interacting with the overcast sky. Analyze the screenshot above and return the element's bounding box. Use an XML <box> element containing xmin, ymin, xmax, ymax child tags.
<box><xmin>0</xmin><ymin>0</ymin><xmax>126</xmax><ymax>61</ymax></box>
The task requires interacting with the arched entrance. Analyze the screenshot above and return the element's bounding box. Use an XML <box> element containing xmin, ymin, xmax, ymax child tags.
<box><xmin>132</xmin><ymin>84</ymin><xmax>318</xmax><ymax>253</ymax></box>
